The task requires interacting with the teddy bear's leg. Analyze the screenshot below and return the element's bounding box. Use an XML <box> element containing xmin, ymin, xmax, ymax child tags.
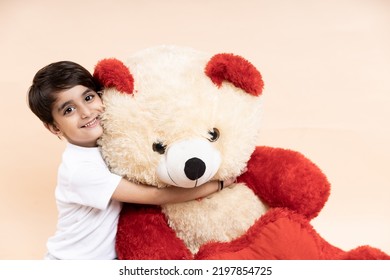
<box><xmin>116</xmin><ymin>203</ymin><xmax>193</xmax><ymax>260</ymax></box>
<box><xmin>195</xmin><ymin>208</ymin><xmax>345</xmax><ymax>260</ymax></box>
<box><xmin>342</xmin><ymin>246</ymin><xmax>390</xmax><ymax>260</ymax></box>
<box><xmin>238</xmin><ymin>146</ymin><xmax>331</xmax><ymax>220</ymax></box>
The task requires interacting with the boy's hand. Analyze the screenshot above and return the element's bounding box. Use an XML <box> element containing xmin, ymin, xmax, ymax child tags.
<box><xmin>222</xmin><ymin>167</ymin><xmax>247</xmax><ymax>189</ymax></box>
<box><xmin>223</xmin><ymin>177</ymin><xmax>237</xmax><ymax>188</ymax></box>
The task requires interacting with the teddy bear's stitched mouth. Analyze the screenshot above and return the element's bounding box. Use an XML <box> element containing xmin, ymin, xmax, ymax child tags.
<box><xmin>166</xmin><ymin>170</ymin><xmax>178</xmax><ymax>186</ymax></box>
<box><xmin>166</xmin><ymin>169</ymin><xmax>204</xmax><ymax>188</ymax></box>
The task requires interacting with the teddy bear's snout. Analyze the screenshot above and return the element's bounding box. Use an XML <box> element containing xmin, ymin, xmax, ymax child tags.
<box><xmin>156</xmin><ymin>138</ymin><xmax>221</xmax><ymax>188</ymax></box>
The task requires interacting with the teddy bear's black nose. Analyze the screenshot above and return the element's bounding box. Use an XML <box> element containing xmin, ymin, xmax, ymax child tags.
<box><xmin>184</xmin><ymin>157</ymin><xmax>206</xmax><ymax>181</ymax></box>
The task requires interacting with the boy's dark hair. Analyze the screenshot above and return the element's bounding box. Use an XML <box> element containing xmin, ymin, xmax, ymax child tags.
<box><xmin>28</xmin><ymin>61</ymin><xmax>101</xmax><ymax>124</ymax></box>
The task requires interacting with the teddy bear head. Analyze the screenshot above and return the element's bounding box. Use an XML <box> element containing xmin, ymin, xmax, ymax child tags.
<box><xmin>94</xmin><ymin>45</ymin><xmax>264</xmax><ymax>188</ymax></box>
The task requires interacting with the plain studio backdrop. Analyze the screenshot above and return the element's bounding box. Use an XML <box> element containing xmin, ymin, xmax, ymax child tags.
<box><xmin>0</xmin><ymin>0</ymin><xmax>389</xmax><ymax>259</ymax></box>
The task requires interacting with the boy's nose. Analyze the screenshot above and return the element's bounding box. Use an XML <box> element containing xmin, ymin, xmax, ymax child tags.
<box><xmin>80</xmin><ymin>106</ymin><xmax>92</xmax><ymax>118</ymax></box>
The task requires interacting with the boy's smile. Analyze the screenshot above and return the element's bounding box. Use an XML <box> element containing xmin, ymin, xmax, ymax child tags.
<box><xmin>46</xmin><ymin>85</ymin><xmax>104</xmax><ymax>147</ymax></box>
<box><xmin>81</xmin><ymin>117</ymin><xmax>100</xmax><ymax>128</ymax></box>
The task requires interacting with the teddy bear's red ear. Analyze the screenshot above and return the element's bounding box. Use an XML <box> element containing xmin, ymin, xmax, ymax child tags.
<box><xmin>93</xmin><ymin>58</ymin><xmax>134</xmax><ymax>94</ymax></box>
<box><xmin>205</xmin><ymin>53</ymin><xmax>264</xmax><ymax>96</ymax></box>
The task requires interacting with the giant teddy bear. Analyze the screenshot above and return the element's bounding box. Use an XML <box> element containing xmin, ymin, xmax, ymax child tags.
<box><xmin>93</xmin><ymin>45</ymin><xmax>389</xmax><ymax>260</ymax></box>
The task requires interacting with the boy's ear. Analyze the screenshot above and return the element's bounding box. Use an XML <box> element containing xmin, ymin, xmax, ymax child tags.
<box><xmin>44</xmin><ymin>123</ymin><xmax>62</xmax><ymax>136</ymax></box>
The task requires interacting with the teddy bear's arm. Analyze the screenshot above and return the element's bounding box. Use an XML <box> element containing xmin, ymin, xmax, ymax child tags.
<box><xmin>116</xmin><ymin>204</ymin><xmax>193</xmax><ymax>260</ymax></box>
<box><xmin>238</xmin><ymin>146</ymin><xmax>331</xmax><ymax>220</ymax></box>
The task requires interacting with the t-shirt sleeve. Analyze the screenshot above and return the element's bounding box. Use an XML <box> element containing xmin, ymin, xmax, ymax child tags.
<box><xmin>68</xmin><ymin>162</ymin><xmax>122</xmax><ymax>210</ymax></box>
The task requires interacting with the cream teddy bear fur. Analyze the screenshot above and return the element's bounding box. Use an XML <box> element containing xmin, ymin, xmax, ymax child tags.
<box><xmin>98</xmin><ymin>46</ymin><xmax>267</xmax><ymax>253</ymax></box>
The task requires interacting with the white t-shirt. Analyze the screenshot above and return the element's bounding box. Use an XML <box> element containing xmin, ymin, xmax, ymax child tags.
<box><xmin>46</xmin><ymin>143</ymin><xmax>122</xmax><ymax>260</ymax></box>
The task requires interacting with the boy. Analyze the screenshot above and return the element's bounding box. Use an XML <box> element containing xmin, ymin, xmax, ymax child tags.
<box><xmin>28</xmin><ymin>61</ymin><xmax>233</xmax><ymax>259</ymax></box>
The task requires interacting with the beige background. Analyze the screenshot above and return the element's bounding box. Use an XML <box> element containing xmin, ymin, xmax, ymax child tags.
<box><xmin>0</xmin><ymin>0</ymin><xmax>389</xmax><ymax>259</ymax></box>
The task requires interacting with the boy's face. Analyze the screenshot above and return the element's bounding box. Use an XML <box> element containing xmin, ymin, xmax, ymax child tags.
<box><xmin>46</xmin><ymin>85</ymin><xmax>104</xmax><ymax>147</ymax></box>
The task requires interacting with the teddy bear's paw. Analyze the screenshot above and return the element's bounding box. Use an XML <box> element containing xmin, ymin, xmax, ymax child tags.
<box><xmin>239</xmin><ymin>146</ymin><xmax>331</xmax><ymax>220</ymax></box>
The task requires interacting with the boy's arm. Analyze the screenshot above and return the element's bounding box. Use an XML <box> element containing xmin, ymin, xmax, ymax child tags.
<box><xmin>112</xmin><ymin>178</ymin><xmax>233</xmax><ymax>205</ymax></box>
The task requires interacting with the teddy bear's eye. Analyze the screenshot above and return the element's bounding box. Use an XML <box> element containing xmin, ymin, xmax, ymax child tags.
<box><xmin>208</xmin><ymin>128</ymin><xmax>220</xmax><ymax>142</ymax></box>
<box><xmin>152</xmin><ymin>142</ymin><xmax>166</xmax><ymax>154</ymax></box>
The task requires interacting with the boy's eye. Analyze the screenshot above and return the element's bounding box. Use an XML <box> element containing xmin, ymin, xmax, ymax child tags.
<box><xmin>85</xmin><ymin>95</ymin><xmax>94</xmax><ymax>102</ymax></box>
<box><xmin>64</xmin><ymin>107</ymin><xmax>75</xmax><ymax>115</ymax></box>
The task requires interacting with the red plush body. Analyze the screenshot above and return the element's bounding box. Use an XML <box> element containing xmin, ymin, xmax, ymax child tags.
<box><xmin>116</xmin><ymin>146</ymin><xmax>389</xmax><ymax>260</ymax></box>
